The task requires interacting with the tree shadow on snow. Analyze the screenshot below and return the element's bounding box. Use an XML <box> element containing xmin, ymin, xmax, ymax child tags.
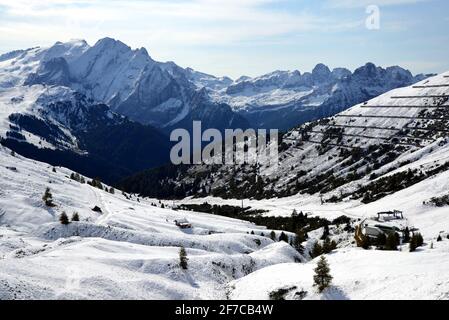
<box><xmin>321</xmin><ymin>286</ymin><xmax>349</xmax><ymax>300</ymax></box>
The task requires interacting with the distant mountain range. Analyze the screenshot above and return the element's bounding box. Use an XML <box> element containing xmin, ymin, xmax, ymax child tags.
<box><xmin>0</xmin><ymin>37</ymin><xmax>432</xmax><ymax>183</ymax></box>
<box><xmin>192</xmin><ymin>63</ymin><xmax>429</xmax><ymax>131</ymax></box>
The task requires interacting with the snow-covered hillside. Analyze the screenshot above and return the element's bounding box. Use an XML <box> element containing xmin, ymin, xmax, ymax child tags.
<box><xmin>2</xmin><ymin>142</ymin><xmax>448</xmax><ymax>300</ymax></box>
<box><xmin>0</xmin><ymin>145</ymin><xmax>300</xmax><ymax>299</ymax></box>
<box><xmin>230</xmin><ymin>240</ymin><xmax>449</xmax><ymax>300</ymax></box>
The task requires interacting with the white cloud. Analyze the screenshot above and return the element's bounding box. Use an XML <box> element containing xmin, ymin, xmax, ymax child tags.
<box><xmin>327</xmin><ymin>0</ymin><xmax>431</xmax><ymax>8</ymax></box>
<box><xmin>0</xmin><ymin>0</ymin><xmax>360</xmax><ymax>48</ymax></box>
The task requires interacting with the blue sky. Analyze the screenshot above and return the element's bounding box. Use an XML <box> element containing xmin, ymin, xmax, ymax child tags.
<box><xmin>0</xmin><ymin>0</ymin><xmax>448</xmax><ymax>78</ymax></box>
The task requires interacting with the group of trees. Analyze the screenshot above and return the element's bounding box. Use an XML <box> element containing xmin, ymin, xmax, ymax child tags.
<box><xmin>70</xmin><ymin>173</ymin><xmax>115</xmax><ymax>194</ymax></box>
<box><xmin>310</xmin><ymin>238</ymin><xmax>337</xmax><ymax>258</ymax></box>
<box><xmin>70</xmin><ymin>172</ymin><xmax>86</xmax><ymax>184</ymax></box>
<box><xmin>409</xmin><ymin>233</ymin><xmax>424</xmax><ymax>252</ymax></box>
<box><xmin>59</xmin><ymin>211</ymin><xmax>80</xmax><ymax>225</ymax></box>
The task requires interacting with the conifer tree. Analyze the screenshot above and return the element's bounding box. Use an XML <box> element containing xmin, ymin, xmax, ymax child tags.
<box><xmin>385</xmin><ymin>233</ymin><xmax>398</xmax><ymax>251</ymax></box>
<box><xmin>42</xmin><ymin>187</ymin><xmax>55</xmax><ymax>207</ymax></box>
<box><xmin>313</xmin><ymin>256</ymin><xmax>333</xmax><ymax>293</ymax></box>
<box><xmin>311</xmin><ymin>241</ymin><xmax>323</xmax><ymax>258</ymax></box>
<box><xmin>279</xmin><ymin>232</ymin><xmax>289</xmax><ymax>242</ymax></box>
<box><xmin>179</xmin><ymin>246</ymin><xmax>188</xmax><ymax>270</ymax></box>
<box><xmin>416</xmin><ymin>233</ymin><xmax>424</xmax><ymax>247</ymax></box>
<box><xmin>409</xmin><ymin>235</ymin><xmax>417</xmax><ymax>252</ymax></box>
<box><xmin>437</xmin><ymin>234</ymin><xmax>442</xmax><ymax>242</ymax></box>
<box><xmin>71</xmin><ymin>212</ymin><xmax>80</xmax><ymax>222</ymax></box>
<box><xmin>59</xmin><ymin>212</ymin><xmax>69</xmax><ymax>225</ymax></box>
<box><xmin>403</xmin><ymin>227</ymin><xmax>410</xmax><ymax>243</ymax></box>
<box><xmin>376</xmin><ymin>233</ymin><xmax>387</xmax><ymax>247</ymax></box>
<box><xmin>270</xmin><ymin>231</ymin><xmax>276</xmax><ymax>241</ymax></box>
<box><xmin>294</xmin><ymin>230</ymin><xmax>306</xmax><ymax>254</ymax></box>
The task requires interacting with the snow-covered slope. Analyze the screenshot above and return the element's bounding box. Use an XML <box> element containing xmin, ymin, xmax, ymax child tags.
<box><xmin>0</xmin><ymin>145</ymin><xmax>300</xmax><ymax>299</ymax></box>
<box><xmin>230</xmin><ymin>240</ymin><xmax>449</xmax><ymax>300</ymax></box>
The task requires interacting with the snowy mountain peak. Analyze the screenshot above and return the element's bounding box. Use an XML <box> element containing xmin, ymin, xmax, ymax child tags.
<box><xmin>312</xmin><ymin>63</ymin><xmax>332</xmax><ymax>82</ymax></box>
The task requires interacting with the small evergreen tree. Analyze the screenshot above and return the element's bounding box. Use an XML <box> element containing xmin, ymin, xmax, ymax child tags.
<box><xmin>376</xmin><ymin>233</ymin><xmax>387</xmax><ymax>247</ymax></box>
<box><xmin>71</xmin><ymin>212</ymin><xmax>80</xmax><ymax>222</ymax></box>
<box><xmin>109</xmin><ymin>187</ymin><xmax>115</xmax><ymax>194</ymax></box>
<box><xmin>409</xmin><ymin>235</ymin><xmax>417</xmax><ymax>252</ymax></box>
<box><xmin>403</xmin><ymin>227</ymin><xmax>410</xmax><ymax>243</ymax></box>
<box><xmin>385</xmin><ymin>233</ymin><xmax>398</xmax><ymax>251</ymax></box>
<box><xmin>313</xmin><ymin>256</ymin><xmax>332</xmax><ymax>293</ymax></box>
<box><xmin>10</xmin><ymin>150</ymin><xmax>15</xmax><ymax>157</ymax></box>
<box><xmin>52</xmin><ymin>167</ymin><xmax>56</xmax><ymax>173</ymax></box>
<box><xmin>250</xmin><ymin>230</ymin><xmax>255</xmax><ymax>235</ymax></box>
<box><xmin>323</xmin><ymin>238</ymin><xmax>337</xmax><ymax>254</ymax></box>
<box><xmin>179</xmin><ymin>246</ymin><xmax>188</xmax><ymax>270</ymax></box>
<box><xmin>270</xmin><ymin>231</ymin><xmax>276</xmax><ymax>241</ymax></box>
<box><xmin>311</xmin><ymin>241</ymin><xmax>323</xmax><ymax>258</ymax></box>
<box><xmin>293</xmin><ymin>230</ymin><xmax>306</xmax><ymax>254</ymax></box>
<box><xmin>42</xmin><ymin>187</ymin><xmax>55</xmax><ymax>207</ymax></box>
<box><xmin>59</xmin><ymin>212</ymin><xmax>69</xmax><ymax>225</ymax></box>
<box><xmin>416</xmin><ymin>233</ymin><xmax>424</xmax><ymax>247</ymax></box>
<box><xmin>279</xmin><ymin>232</ymin><xmax>289</xmax><ymax>243</ymax></box>
<box><xmin>321</xmin><ymin>225</ymin><xmax>330</xmax><ymax>240</ymax></box>
<box><xmin>437</xmin><ymin>234</ymin><xmax>442</xmax><ymax>242</ymax></box>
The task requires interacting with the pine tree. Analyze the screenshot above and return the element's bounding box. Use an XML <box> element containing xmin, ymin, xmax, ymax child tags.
<box><xmin>250</xmin><ymin>230</ymin><xmax>255</xmax><ymax>235</ymax></box>
<box><xmin>71</xmin><ymin>212</ymin><xmax>80</xmax><ymax>222</ymax></box>
<box><xmin>313</xmin><ymin>256</ymin><xmax>333</xmax><ymax>293</ymax></box>
<box><xmin>109</xmin><ymin>187</ymin><xmax>115</xmax><ymax>194</ymax></box>
<box><xmin>59</xmin><ymin>212</ymin><xmax>69</xmax><ymax>225</ymax></box>
<box><xmin>311</xmin><ymin>241</ymin><xmax>323</xmax><ymax>258</ymax></box>
<box><xmin>403</xmin><ymin>227</ymin><xmax>410</xmax><ymax>243</ymax></box>
<box><xmin>385</xmin><ymin>233</ymin><xmax>398</xmax><ymax>251</ymax></box>
<box><xmin>321</xmin><ymin>225</ymin><xmax>330</xmax><ymax>240</ymax></box>
<box><xmin>437</xmin><ymin>234</ymin><xmax>442</xmax><ymax>242</ymax></box>
<box><xmin>294</xmin><ymin>230</ymin><xmax>306</xmax><ymax>254</ymax></box>
<box><xmin>376</xmin><ymin>233</ymin><xmax>387</xmax><ymax>247</ymax></box>
<box><xmin>279</xmin><ymin>232</ymin><xmax>289</xmax><ymax>243</ymax></box>
<box><xmin>323</xmin><ymin>238</ymin><xmax>337</xmax><ymax>253</ymax></box>
<box><xmin>179</xmin><ymin>246</ymin><xmax>188</xmax><ymax>270</ymax></box>
<box><xmin>270</xmin><ymin>231</ymin><xmax>276</xmax><ymax>241</ymax></box>
<box><xmin>409</xmin><ymin>235</ymin><xmax>417</xmax><ymax>252</ymax></box>
<box><xmin>416</xmin><ymin>233</ymin><xmax>424</xmax><ymax>247</ymax></box>
<box><xmin>42</xmin><ymin>187</ymin><xmax>55</xmax><ymax>207</ymax></box>
<box><xmin>10</xmin><ymin>150</ymin><xmax>15</xmax><ymax>157</ymax></box>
